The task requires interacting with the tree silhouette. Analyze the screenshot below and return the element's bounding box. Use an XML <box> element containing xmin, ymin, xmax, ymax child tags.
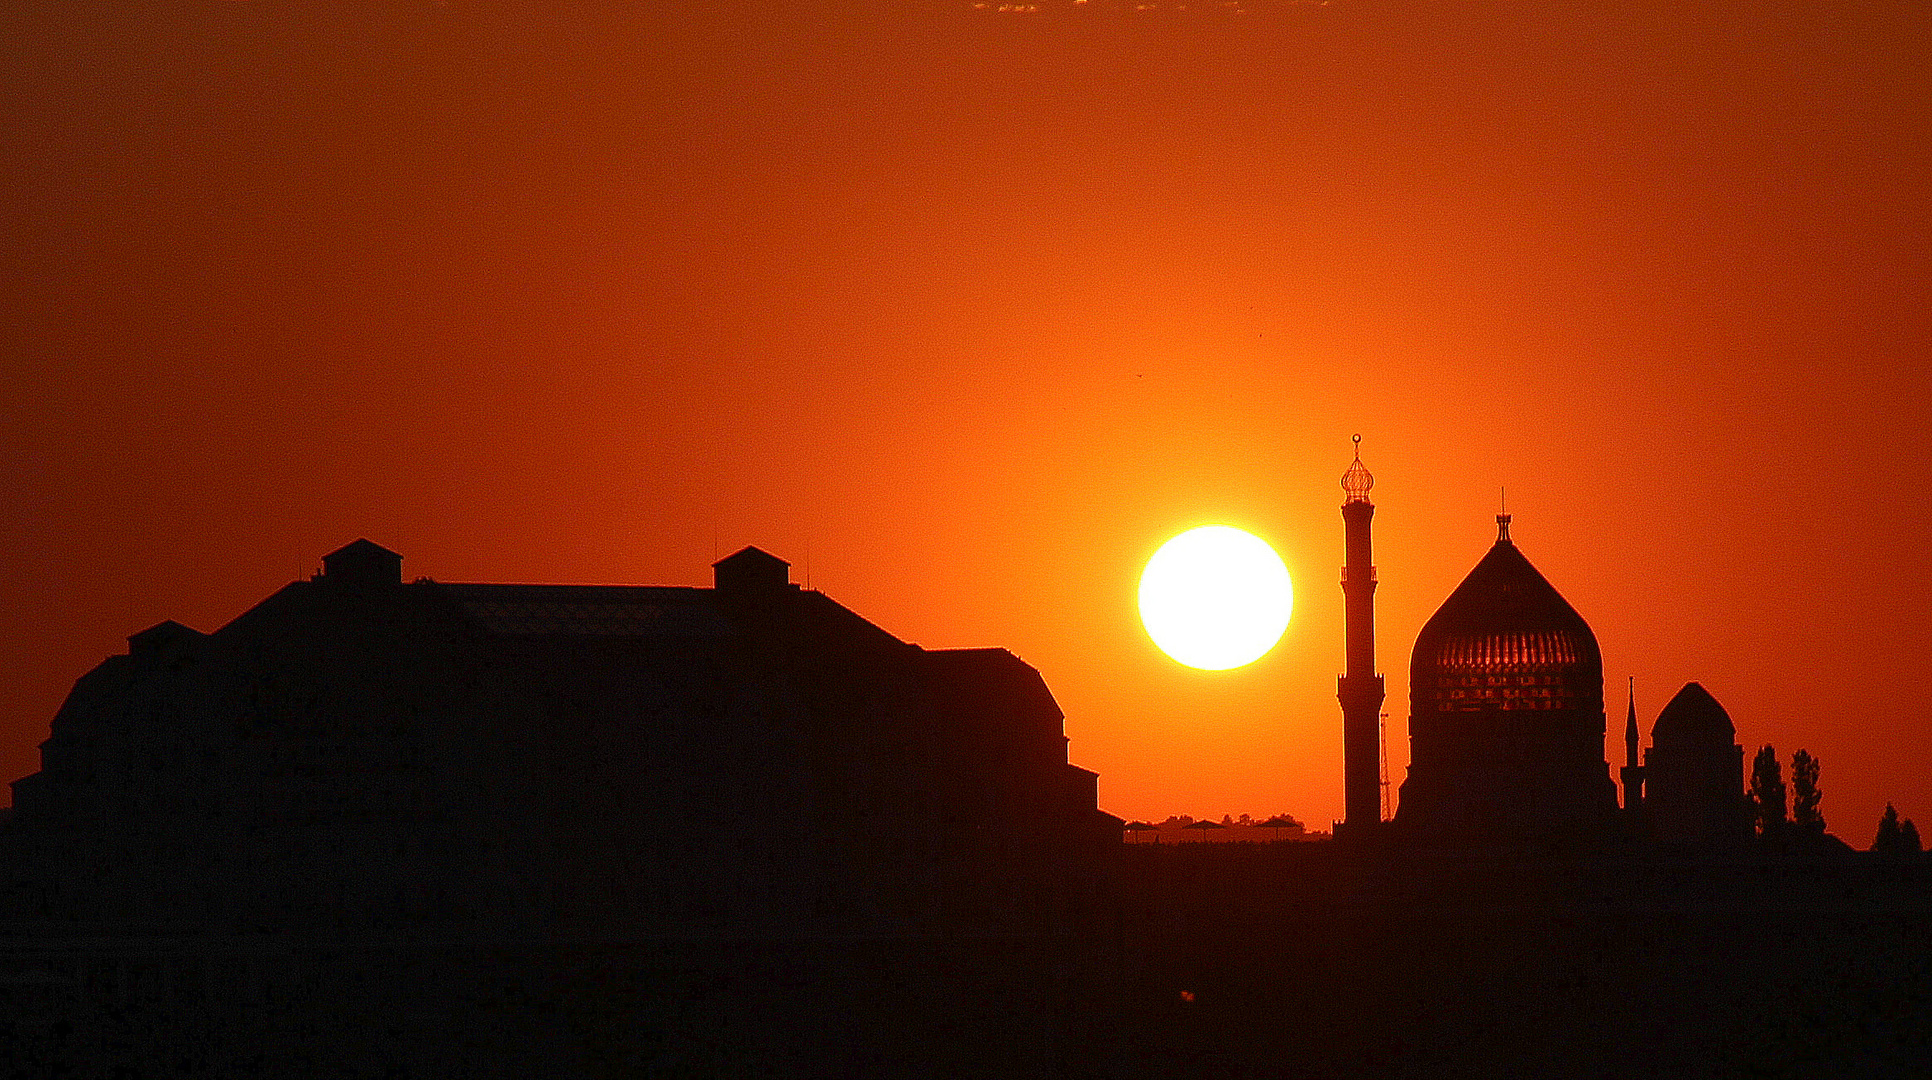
<box><xmin>1872</xmin><ymin>804</ymin><xmax>1921</xmax><ymax>856</ymax></box>
<box><xmin>1874</xmin><ymin>803</ymin><xmax>1905</xmax><ymax>853</ymax></box>
<box><xmin>1790</xmin><ymin>749</ymin><xmax>1824</xmax><ymax>834</ymax></box>
<box><xmin>1749</xmin><ymin>744</ymin><xmax>1787</xmax><ymax>839</ymax></box>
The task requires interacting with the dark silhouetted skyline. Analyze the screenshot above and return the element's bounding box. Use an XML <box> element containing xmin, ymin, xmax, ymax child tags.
<box><xmin>4</xmin><ymin>2</ymin><xmax>1929</xmax><ymax>829</ymax></box>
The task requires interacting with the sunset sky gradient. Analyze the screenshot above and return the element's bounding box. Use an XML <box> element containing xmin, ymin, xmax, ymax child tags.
<box><xmin>5</xmin><ymin>1</ymin><xmax>1929</xmax><ymax>833</ymax></box>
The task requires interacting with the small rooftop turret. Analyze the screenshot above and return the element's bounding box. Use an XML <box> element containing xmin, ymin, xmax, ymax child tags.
<box><xmin>320</xmin><ymin>539</ymin><xmax>402</xmax><ymax>589</ymax></box>
<box><xmin>713</xmin><ymin>546</ymin><xmax>795</xmax><ymax>598</ymax></box>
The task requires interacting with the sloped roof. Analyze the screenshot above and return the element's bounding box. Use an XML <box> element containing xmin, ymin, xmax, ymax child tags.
<box><xmin>713</xmin><ymin>546</ymin><xmax>789</xmax><ymax>571</ymax></box>
<box><xmin>1652</xmin><ymin>681</ymin><xmax>1735</xmax><ymax>746</ymax></box>
<box><xmin>325</xmin><ymin>538</ymin><xmax>401</xmax><ymax>562</ymax></box>
<box><xmin>128</xmin><ymin>619</ymin><xmax>203</xmax><ymax>651</ymax></box>
<box><xmin>434</xmin><ymin>583</ymin><xmax>733</xmax><ymax>638</ymax></box>
<box><xmin>923</xmin><ymin>648</ymin><xmax>1064</xmax><ymax>722</ymax></box>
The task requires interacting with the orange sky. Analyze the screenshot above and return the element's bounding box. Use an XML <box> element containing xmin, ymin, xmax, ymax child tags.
<box><xmin>5</xmin><ymin>1</ymin><xmax>1929</xmax><ymax>837</ymax></box>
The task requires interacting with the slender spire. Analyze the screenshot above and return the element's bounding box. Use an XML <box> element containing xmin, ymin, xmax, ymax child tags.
<box><xmin>1337</xmin><ymin>434</ymin><xmax>1384</xmax><ymax>834</ymax></box>
<box><xmin>1620</xmin><ymin>675</ymin><xmax>1645</xmax><ymax>813</ymax></box>
<box><xmin>1624</xmin><ymin>677</ymin><xmax>1639</xmax><ymax>769</ymax></box>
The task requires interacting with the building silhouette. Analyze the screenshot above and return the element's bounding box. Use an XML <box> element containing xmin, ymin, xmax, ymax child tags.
<box><xmin>1636</xmin><ymin>681</ymin><xmax>1751</xmax><ymax>847</ymax></box>
<box><xmin>5</xmin><ymin>540</ymin><xmax>1119</xmax><ymax>934</ymax></box>
<box><xmin>1364</xmin><ymin>459</ymin><xmax>1759</xmax><ymax>850</ymax></box>
<box><xmin>1394</xmin><ymin>514</ymin><xmax>1619</xmax><ymax>841</ymax></box>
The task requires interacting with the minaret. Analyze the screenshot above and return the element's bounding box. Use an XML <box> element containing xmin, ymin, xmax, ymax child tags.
<box><xmin>1338</xmin><ymin>436</ymin><xmax>1385</xmax><ymax>834</ymax></box>
<box><xmin>1619</xmin><ymin>677</ymin><xmax>1645</xmax><ymax>812</ymax></box>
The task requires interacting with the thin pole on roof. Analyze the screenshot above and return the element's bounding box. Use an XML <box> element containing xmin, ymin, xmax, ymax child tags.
<box><xmin>1380</xmin><ymin>711</ymin><xmax>1391</xmax><ymax>821</ymax></box>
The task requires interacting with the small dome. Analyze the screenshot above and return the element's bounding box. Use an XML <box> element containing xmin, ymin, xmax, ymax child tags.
<box><xmin>1652</xmin><ymin>682</ymin><xmax>1734</xmax><ymax>746</ymax></box>
<box><xmin>1341</xmin><ymin>437</ymin><xmax>1374</xmax><ymax>502</ymax></box>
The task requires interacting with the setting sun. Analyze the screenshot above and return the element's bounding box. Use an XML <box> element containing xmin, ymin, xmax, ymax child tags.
<box><xmin>1138</xmin><ymin>526</ymin><xmax>1293</xmax><ymax>671</ymax></box>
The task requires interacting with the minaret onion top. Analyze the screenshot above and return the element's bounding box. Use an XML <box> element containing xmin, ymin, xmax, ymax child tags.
<box><xmin>1341</xmin><ymin>434</ymin><xmax>1374</xmax><ymax>503</ymax></box>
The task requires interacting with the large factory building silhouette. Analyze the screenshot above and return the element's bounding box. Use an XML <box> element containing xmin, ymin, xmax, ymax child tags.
<box><xmin>1339</xmin><ymin>445</ymin><xmax>1748</xmax><ymax>846</ymax></box>
<box><xmin>6</xmin><ymin>541</ymin><xmax>1118</xmax><ymax>932</ymax></box>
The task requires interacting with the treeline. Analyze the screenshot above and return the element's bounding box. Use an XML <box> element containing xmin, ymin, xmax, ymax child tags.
<box><xmin>1152</xmin><ymin>813</ymin><xmax>1303</xmax><ymax>828</ymax></box>
<box><xmin>1119</xmin><ymin>813</ymin><xmax>1311</xmax><ymax>839</ymax></box>
<box><xmin>1748</xmin><ymin>745</ymin><xmax>1922</xmax><ymax>854</ymax></box>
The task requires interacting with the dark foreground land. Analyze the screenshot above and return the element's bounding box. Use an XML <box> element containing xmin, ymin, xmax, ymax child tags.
<box><xmin>6</xmin><ymin>844</ymin><xmax>1931</xmax><ymax>1078</ymax></box>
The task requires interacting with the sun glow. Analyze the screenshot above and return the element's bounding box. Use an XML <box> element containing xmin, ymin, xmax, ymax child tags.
<box><xmin>1138</xmin><ymin>526</ymin><xmax>1293</xmax><ymax>671</ymax></box>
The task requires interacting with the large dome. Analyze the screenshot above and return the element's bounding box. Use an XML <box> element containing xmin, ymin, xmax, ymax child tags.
<box><xmin>1411</xmin><ymin>529</ymin><xmax>1601</xmax><ymax>714</ymax></box>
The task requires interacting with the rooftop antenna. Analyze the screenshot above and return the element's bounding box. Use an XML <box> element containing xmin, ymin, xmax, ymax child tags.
<box><xmin>1379</xmin><ymin>711</ymin><xmax>1391</xmax><ymax>822</ymax></box>
<box><xmin>1497</xmin><ymin>486</ymin><xmax>1512</xmax><ymax>542</ymax></box>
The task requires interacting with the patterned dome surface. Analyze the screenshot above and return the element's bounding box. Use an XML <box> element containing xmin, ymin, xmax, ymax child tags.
<box><xmin>1341</xmin><ymin>456</ymin><xmax>1374</xmax><ymax>500</ymax></box>
<box><xmin>1411</xmin><ymin>535</ymin><xmax>1601</xmax><ymax>714</ymax></box>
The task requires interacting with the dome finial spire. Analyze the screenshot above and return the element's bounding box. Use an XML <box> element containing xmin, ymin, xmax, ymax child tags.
<box><xmin>1341</xmin><ymin>434</ymin><xmax>1374</xmax><ymax>503</ymax></box>
<box><xmin>1496</xmin><ymin>487</ymin><xmax>1511</xmax><ymax>542</ymax></box>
